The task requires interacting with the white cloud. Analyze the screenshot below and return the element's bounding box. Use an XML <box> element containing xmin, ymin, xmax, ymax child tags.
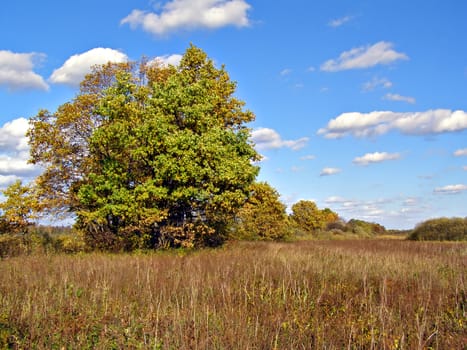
<box><xmin>121</xmin><ymin>0</ymin><xmax>251</xmax><ymax>36</ymax></box>
<box><xmin>300</xmin><ymin>154</ymin><xmax>316</xmax><ymax>161</ymax></box>
<box><xmin>328</xmin><ymin>15</ymin><xmax>353</xmax><ymax>28</ymax></box>
<box><xmin>454</xmin><ymin>148</ymin><xmax>467</xmax><ymax>156</ymax></box>
<box><xmin>0</xmin><ymin>117</ymin><xmax>30</xmax><ymax>152</ymax></box>
<box><xmin>50</xmin><ymin>48</ymin><xmax>128</xmax><ymax>86</ymax></box>
<box><xmin>149</xmin><ymin>54</ymin><xmax>183</xmax><ymax>67</ymax></box>
<box><xmin>0</xmin><ymin>50</ymin><xmax>48</xmax><ymax>91</ymax></box>
<box><xmin>320</xmin><ymin>41</ymin><xmax>408</xmax><ymax>72</ymax></box>
<box><xmin>318</xmin><ymin>109</ymin><xmax>467</xmax><ymax>139</ymax></box>
<box><xmin>0</xmin><ymin>175</ymin><xmax>20</xmax><ymax>188</ymax></box>
<box><xmin>0</xmin><ymin>155</ymin><xmax>37</xmax><ymax>175</ymax></box>
<box><xmin>353</xmin><ymin>152</ymin><xmax>401</xmax><ymax>166</ymax></box>
<box><xmin>280</xmin><ymin>68</ymin><xmax>292</xmax><ymax>76</ymax></box>
<box><xmin>434</xmin><ymin>184</ymin><xmax>467</xmax><ymax>195</ymax></box>
<box><xmin>0</xmin><ymin>118</ymin><xmax>41</xmax><ymax>179</ymax></box>
<box><xmin>463</xmin><ymin>166</ymin><xmax>467</xmax><ymax>171</ymax></box>
<box><xmin>362</xmin><ymin>77</ymin><xmax>392</xmax><ymax>91</ymax></box>
<box><xmin>251</xmin><ymin>128</ymin><xmax>309</xmax><ymax>151</ymax></box>
<box><xmin>320</xmin><ymin>167</ymin><xmax>342</xmax><ymax>176</ymax></box>
<box><xmin>383</xmin><ymin>93</ymin><xmax>416</xmax><ymax>104</ymax></box>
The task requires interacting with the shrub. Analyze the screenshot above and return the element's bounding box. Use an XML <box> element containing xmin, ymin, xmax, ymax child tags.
<box><xmin>345</xmin><ymin>219</ymin><xmax>386</xmax><ymax>236</ymax></box>
<box><xmin>408</xmin><ymin>217</ymin><xmax>467</xmax><ymax>241</ymax></box>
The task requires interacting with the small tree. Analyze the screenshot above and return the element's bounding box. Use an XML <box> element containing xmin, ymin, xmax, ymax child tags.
<box><xmin>233</xmin><ymin>182</ymin><xmax>289</xmax><ymax>241</ymax></box>
<box><xmin>0</xmin><ymin>180</ymin><xmax>37</xmax><ymax>235</ymax></box>
<box><xmin>290</xmin><ymin>200</ymin><xmax>323</xmax><ymax>234</ymax></box>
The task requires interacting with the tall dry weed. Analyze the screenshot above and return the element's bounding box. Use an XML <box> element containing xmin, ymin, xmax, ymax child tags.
<box><xmin>0</xmin><ymin>240</ymin><xmax>465</xmax><ymax>349</ymax></box>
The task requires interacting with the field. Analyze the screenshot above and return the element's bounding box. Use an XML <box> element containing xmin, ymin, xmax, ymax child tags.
<box><xmin>1</xmin><ymin>240</ymin><xmax>466</xmax><ymax>349</ymax></box>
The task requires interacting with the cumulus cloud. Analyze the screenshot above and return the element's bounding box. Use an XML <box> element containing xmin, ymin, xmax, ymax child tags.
<box><xmin>328</xmin><ymin>15</ymin><xmax>353</xmax><ymax>28</ymax></box>
<box><xmin>320</xmin><ymin>167</ymin><xmax>342</xmax><ymax>176</ymax></box>
<box><xmin>362</xmin><ymin>77</ymin><xmax>392</xmax><ymax>91</ymax></box>
<box><xmin>0</xmin><ymin>50</ymin><xmax>48</xmax><ymax>91</ymax></box>
<box><xmin>121</xmin><ymin>0</ymin><xmax>251</xmax><ymax>36</ymax></box>
<box><xmin>0</xmin><ymin>117</ymin><xmax>30</xmax><ymax>152</ymax></box>
<box><xmin>251</xmin><ymin>128</ymin><xmax>309</xmax><ymax>151</ymax></box>
<box><xmin>383</xmin><ymin>93</ymin><xmax>416</xmax><ymax>104</ymax></box>
<box><xmin>353</xmin><ymin>152</ymin><xmax>401</xmax><ymax>166</ymax></box>
<box><xmin>434</xmin><ymin>184</ymin><xmax>467</xmax><ymax>195</ymax></box>
<box><xmin>0</xmin><ymin>118</ymin><xmax>41</xmax><ymax>180</ymax></box>
<box><xmin>318</xmin><ymin>109</ymin><xmax>467</xmax><ymax>139</ymax></box>
<box><xmin>454</xmin><ymin>148</ymin><xmax>467</xmax><ymax>157</ymax></box>
<box><xmin>320</xmin><ymin>41</ymin><xmax>408</xmax><ymax>72</ymax></box>
<box><xmin>49</xmin><ymin>48</ymin><xmax>128</xmax><ymax>86</ymax></box>
<box><xmin>0</xmin><ymin>155</ymin><xmax>37</xmax><ymax>175</ymax></box>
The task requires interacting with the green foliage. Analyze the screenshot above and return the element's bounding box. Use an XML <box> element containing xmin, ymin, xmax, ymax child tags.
<box><xmin>232</xmin><ymin>182</ymin><xmax>289</xmax><ymax>241</ymax></box>
<box><xmin>28</xmin><ymin>45</ymin><xmax>259</xmax><ymax>250</ymax></box>
<box><xmin>408</xmin><ymin>217</ymin><xmax>467</xmax><ymax>241</ymax></box>
<box><xmin>289</xmin><ymin>200</ymin><xmax>339</xmax><ymax>235</ymax></box>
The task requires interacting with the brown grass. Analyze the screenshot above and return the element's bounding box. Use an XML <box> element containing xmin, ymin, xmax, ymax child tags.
<box><xmin>0</xmin><ymin>240</ymin><xmax>466</xmax><ymax>349</ymax></box>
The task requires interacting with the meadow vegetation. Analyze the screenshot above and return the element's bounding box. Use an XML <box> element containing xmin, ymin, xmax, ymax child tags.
<box><xmin>1</xmin><ymin>240</ymin><xmax>465</xmax><ymax>349</ymax></box>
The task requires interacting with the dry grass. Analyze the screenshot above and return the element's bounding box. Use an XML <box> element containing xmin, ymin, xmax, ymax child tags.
<box><xmin>0</xmin><ymin>240</ymin><xmax>466</xmax><ymax>349</ymax></box>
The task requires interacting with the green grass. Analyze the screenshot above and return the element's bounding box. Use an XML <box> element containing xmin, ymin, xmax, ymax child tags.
<box><xmin>0</xmin><ymin>240</ymin><xmax>465</xmax><ymax>349</ymax></box>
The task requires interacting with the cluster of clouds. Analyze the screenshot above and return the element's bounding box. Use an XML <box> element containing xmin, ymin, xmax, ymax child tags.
<box><xmin>0</xmin><ymin>48</ymin><xmax>185</xmax><ymax>91</ymax></box>
<box><xmin>1</xmin><ymin>0</ymin><xmax>251</xmax><ymax>91</ymax></box>
<box><xmin>315</xmin><ymin>152</ymin><xmax>401</xmax><ymax>178</ymax></box>
<box><xmin>323</xmin><ymin>195</ymin><xmax>434</xmax><ymax>227</ymax></box>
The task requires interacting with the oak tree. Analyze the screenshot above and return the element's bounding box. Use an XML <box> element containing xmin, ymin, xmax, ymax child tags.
<box><xmin>28</xmin><ymin>45</ymin><xmax>259</xmax><ymax>250</ymax></box>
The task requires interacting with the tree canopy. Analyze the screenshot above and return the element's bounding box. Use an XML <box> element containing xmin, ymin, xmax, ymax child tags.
<box><xmin>28</xmin><ymin>45</ymin><xmax>259</xmax><ymax>250</ymax></box>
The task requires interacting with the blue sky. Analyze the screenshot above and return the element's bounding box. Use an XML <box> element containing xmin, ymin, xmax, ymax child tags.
<box><xmin>0</xmin><ymin>0</ymin><xmax>466</xmax><ymax>229</ymax></box>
